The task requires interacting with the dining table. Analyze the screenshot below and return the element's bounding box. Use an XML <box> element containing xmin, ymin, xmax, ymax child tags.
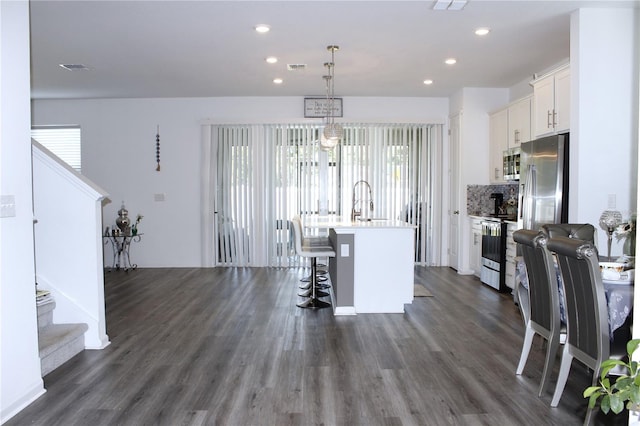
<box><xmin>515</xmin><ymin>257</ymin><xmax>634</xmax><ymax>337</ymax></box>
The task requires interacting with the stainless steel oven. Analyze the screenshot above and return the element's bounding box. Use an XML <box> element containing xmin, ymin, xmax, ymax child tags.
<box><xmin>480</xmin><ymin>220</ymin><xmax>507</xmax><ymax>292</ymax></box>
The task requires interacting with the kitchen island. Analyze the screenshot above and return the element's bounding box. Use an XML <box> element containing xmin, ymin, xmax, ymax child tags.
<box><xmin>302</xmin><ymin>216</ymin><xmax>416</xmax><ymax>315</ymax></box>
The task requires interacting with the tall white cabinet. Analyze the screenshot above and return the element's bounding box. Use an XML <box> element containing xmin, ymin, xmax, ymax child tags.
<box><xmin>489</xmin><ymin>96</ymin><xmax>531</xmax><ymax>183</ymax></box>
<box><xmin>532</xmin><ymin>64</ymin><xmax>570</xmax><ymax>137</ymax></box>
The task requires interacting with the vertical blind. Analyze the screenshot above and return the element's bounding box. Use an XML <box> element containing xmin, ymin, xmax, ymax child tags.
<box><xmin>202</xmin><ymin>123</ymin><xmax>442</xmax><ymax>267</ymax></box>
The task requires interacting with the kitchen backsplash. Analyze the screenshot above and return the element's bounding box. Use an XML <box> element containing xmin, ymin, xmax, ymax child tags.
<box><xmin>467</xmin><ymin>183</ymin><xmax>519</xmax><ymax>217</ymax></box>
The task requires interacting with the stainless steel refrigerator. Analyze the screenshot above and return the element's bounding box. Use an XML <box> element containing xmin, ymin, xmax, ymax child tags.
<box><xmin>518</xmin><ymin>133</ymin><xmax>569</xmax><ymax>231</ymax></box>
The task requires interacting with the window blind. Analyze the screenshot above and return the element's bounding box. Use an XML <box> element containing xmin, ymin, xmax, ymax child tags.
<box><xmin>31</xmin><ymin>126</ymin><xmax>82</xmax><ymax>172</ymax></box>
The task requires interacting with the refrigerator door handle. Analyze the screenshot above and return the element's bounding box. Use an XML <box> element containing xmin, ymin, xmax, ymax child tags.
<box><xmin>521</xmin><ymin>164</ymin><xmax>537</xmax><ymax>229</ymax></box>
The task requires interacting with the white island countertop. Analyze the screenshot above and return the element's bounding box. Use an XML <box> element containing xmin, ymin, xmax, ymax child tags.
<box><xmin>303</xmin><ymin>215</ymin><xmax>416</xmax><ymax>230</ymax></box>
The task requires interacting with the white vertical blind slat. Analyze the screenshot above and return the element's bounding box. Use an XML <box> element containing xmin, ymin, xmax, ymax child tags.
<box><xmin>207</xmin><ymin>122</ymin><xmax>441</xmax><ymax>267</ymax></box>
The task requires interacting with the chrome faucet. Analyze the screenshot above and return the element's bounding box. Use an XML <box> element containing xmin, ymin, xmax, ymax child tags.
<box><xmin>351</xmin><ymin>180</ymin><xmax>374</xmax><ymax>221</ymax></box>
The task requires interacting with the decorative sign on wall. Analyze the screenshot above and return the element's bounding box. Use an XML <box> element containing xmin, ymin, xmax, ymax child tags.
<box><xmin>304</xmin><ymin>97</ymin><xmax>343</xmax><ymax>118</ymax></box>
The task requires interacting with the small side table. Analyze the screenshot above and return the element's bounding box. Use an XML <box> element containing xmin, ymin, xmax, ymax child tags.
<box><xmin>103</xmin><ymin>233</ymin><xmax>142</xmax><ymax>271</ymax></box>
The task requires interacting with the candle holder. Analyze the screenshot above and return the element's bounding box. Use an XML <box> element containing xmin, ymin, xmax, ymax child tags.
<box><xmin>599</xmin><ymin>210</ymin><xmax>622</xmax><ymax>261</ymax></box>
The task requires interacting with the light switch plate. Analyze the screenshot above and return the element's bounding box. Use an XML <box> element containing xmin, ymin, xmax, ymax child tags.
<box><xmin>608</xmin><ymin>194</ymin><xmax>616</xmax><ymax>209</ymax></box>
<box><xmin>341</xmin><ymin>243</ymin><xmax>350</xmax><ymax>257</ymax></box>
<box><xmin>1</xmin><ymin>195</ymin><xmax>16</xmax><ymax>218</ymax></box>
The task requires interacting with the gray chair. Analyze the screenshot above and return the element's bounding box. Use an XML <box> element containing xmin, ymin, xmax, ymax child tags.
<box><xmin>291</xmin><ymin>216</ymin><xmax>335</xmax><ymax>309</ymax></box>
<box><xmin>513</xmin><ymin>229</ymin><xmax>563</xmax><ymax>397</ymax></box>
<box><xmin>540</xmin><ymin>223</ymin><xmax>597</xmax><ymax>242</ymax></box>
<box><xmin>547</xmin><ymin>236</ymin><xmax>628</xmax><ymax>424</ymax></box>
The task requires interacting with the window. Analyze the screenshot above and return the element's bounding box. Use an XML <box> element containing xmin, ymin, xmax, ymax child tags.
<box><xmin>31</xmin><ymin>126</ymin><xmax>81</xmax><ymax>172</ymax></box>
<box><xmin>202</xmin><ymin>123</ymin><xmax>442</xmax><ymax>267</ymax></box>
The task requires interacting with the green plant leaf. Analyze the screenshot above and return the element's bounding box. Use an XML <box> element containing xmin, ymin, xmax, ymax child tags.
<box><xmin>627</xmin><ymin>339</ymin><xmax>640</xmax><ymax>356</ymax></box>
<box><xmin>610</xmin><ymin>394</ymin><xmax>625</xmax><ymax>414</ymax></box>
<box><xmin>601</xmin><ymin>395</ymin><xmax>611</xmax><ymax>414</ymax></box>
<box><xmin>588</xmin><ymin>392</ymin><xmax>601</xmax><ymax>408</ymax></box>
<box><xmin>584</xmin><ymin>386</ymin><xmax>601</xmax><ymax>398</ymax></box>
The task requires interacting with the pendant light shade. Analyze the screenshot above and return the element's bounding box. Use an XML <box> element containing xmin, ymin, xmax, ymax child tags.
<box><xmin>320</xmin><ymin>45</ymin><xmax>342</xmax><ymax>149</ymax></box>
<box><xmin>323</xmin><ymin>122</ymin><xmax>343</xmax><ymax>141</ymax></box>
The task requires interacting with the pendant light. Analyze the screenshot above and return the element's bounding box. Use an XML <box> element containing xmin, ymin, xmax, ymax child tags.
<box><xmin>322</xmin><ymin>45</ymin><xmax>343</xmax><ymax>145</ymax></box>
<box><xmin>319</xmin><ymin>74</ymin><xmax>338</xmax><ymax>150</ymax></box>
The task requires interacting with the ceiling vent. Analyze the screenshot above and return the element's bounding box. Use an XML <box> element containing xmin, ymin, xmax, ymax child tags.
<box><xmin>59</xmin><ymin>64</ymin><xmax>90</xmax><ymax>71</ymax></box>
<box><xmin>287</xmin><ymin>64</ymin><xmax>307</xmax><ymax>71</ymax></box>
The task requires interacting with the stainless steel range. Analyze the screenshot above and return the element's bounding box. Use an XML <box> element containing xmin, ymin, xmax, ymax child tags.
<box><xmin>480</xmin><ymin>220</ymin><xmax>508</xmax><ymax>292</ymax></box>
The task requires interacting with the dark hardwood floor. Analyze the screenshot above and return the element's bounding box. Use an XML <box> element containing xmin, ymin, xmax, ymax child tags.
<box><xmin>7</xmin><ymin>267</ymin><xmax>628</xmax><ymax>425</ymax></box>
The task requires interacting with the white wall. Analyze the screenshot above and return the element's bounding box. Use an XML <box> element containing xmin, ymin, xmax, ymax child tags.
<box><xmin>0</xmin><ymin>1</ymin><xmax>46</xmax><ymax>422</ymax></box>
<box><xmin>570</xmin><ymin>8</ymin><xmax>639</xmax><ymax>256</ymax></box>
<box><xmin>32</xmin><ymin>96</ymin><xmax>449</xmax><ymax>267</ymax></box>
<box><xmin>450</xmin><ymin>87</ymin><xmax>509</xmax><ymax>274</ymax></box>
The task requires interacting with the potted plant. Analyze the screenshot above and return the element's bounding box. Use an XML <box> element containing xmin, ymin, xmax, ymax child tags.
<box><xmin>584</xmin><ymin>339</ymin><xmax>640</xmax><ymax>415</ymax></box>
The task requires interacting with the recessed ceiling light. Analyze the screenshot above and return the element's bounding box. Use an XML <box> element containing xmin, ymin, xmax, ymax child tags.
<box><xmin>266</xmin><ymin>56</ymin><xmax>278</xmax><ymax>64</ymax></box>
<box><xmin>273</xmin><ymin>78</ymin><xmax>283</xmax><ymax>84</ymax></box>
<box><xmin>423</xmin><ymin>79</ymin><xmax>433</xmax><ymax>85</ymax></box>
<box><xmin>475</xmin><ymin>27</ymin><xmax>491</xmax><ymax>36</ymax></box>
<box><xmin>255</xmin><ymin>24</ymin><xmax>270</xmax><ymax>33</ymax></box>
<box><xmin>445</xmin><ymin>58</ymin><xmax>457</xmax><ymax>65</ymax></box>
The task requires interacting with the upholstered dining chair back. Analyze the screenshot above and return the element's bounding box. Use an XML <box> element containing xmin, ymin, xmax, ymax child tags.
<box><xmin>540</xmin><ymin>223</ymin><xmax>596</xmax><ymax>244</ymax></box>
<box><xmin>513</xmin><ymin>229</ymin><xmax>563</xmax><ymax>396</ymax></box>
<box><xmin>547</xmin><ymin>236</ymin><xmax>626</xmax><ymax>424</ymax></box>
<box><xmin>548</xmin><ymin>236</ymin><xmax>607</xmax><ymax>372</ymax></box>
<box><xmin>291</xmin><ymin>215</ymin><xmax>304</xmax><ymax>256</ymax></box>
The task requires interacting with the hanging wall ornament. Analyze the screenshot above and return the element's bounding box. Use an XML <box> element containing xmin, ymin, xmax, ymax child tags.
<box><xmin>155</xmin><ymin>125</ymin><xmax>161</xmax><ymax>171</ymax></box>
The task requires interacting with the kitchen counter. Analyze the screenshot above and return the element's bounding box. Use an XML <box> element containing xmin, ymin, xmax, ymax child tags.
<box><xmin>303</xmin><ymin>215</ymin><xmax>416</xmax><ymax>230</ymax></box>
<box><xmin>302</xmin><ymin>215</ymin><xmax>415</xmax><ymax>315</ymax></box>
<box><xmin>469</xmin><ymin>214</ymin><xmax>517</xmax><ymax>224</ymax></box>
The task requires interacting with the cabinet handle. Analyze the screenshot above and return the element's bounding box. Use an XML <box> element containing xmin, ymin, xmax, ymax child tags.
<box><xmin>514</xmin><ymin>129</ymin><xmax>520</xmax><ymax>144</ymax></box>
<box><xmin>547</xmin><ymin>110</ymin><xmax>552</xmax><ymax>128</ymax></box>
<box><xmin>553</xmin><ymin>109</ymin><xmax>558</xmax><ymax>127</ymax></box>
<box><xmin>495</xmin><ymin>167</ymin><xmax>500</xmax><ymax>179</ymax></box>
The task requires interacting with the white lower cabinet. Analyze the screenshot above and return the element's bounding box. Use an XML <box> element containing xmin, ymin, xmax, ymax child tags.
<box><xmin>470</xmin><ymin>219</ymin><xmax>482</xmax><ymax>277</ymax></box>
<box><xmin>505</xmin><ymin>223</ymin><xmax>517</xmax><ymax>290</ymax></box>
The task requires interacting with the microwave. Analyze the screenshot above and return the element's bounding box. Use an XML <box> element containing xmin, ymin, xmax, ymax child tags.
<box><xmin>503</xmin><ymin>147</ymin><xmax>520</xmax><ymax>181</ymax></box>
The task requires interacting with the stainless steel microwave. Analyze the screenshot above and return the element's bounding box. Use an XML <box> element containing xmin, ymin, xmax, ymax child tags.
<box><xmin>503</xmin><ymin>147</ymin><xmax>520</xmax><ymax>181</ymax></box>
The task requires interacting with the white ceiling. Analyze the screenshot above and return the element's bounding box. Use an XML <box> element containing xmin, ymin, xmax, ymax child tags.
<box><xmin>29</xmin><ymin>0</ymin><xmax>639</xmax><ymax>100</ymax></box>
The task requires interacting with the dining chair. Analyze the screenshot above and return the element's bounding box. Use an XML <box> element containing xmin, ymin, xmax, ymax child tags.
<box><xmin>513</xmin><ymin>229</ymin><xmax>563</xmax><ymax>397</ymax></box>
<box><xmin>546</xmin><ymin>236</ymin><xmax>628</xmax><ymax>424</ymax></box>
<box><xmin>540</xmin><ymin>223</ymin><xmax>597</xmax><ymax>242</ymax></box>
<box><xmin>291</xmin><ymin>216</ymin><xmax>335</xmax><ymax>309</ymax></box>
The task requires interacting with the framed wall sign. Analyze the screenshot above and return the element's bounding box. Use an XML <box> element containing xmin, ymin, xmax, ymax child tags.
<box><xmin>304</xmin><ymin>97</ymin><xmax>343</xmax><ymax>118</ymax></box>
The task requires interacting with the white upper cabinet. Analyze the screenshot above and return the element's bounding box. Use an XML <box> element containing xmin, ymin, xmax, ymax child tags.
<box><xmin>532</xmin><ymin>65</ymin><xmax>570</xmax><ymax>137</ymax></box>
<box><xmin>489</xmin><ymin>107</ymin><xmax>508</xmax><ymax>183</ymax></box>
<box><xmin>489</xmin><ymin>95</ymin><xmax>531</xmax><ymax>183</ymax></box>
<box><xmin>508</xmin><ymin>96</ymin><xmax>532</xmax><ymax>146</ymax></box>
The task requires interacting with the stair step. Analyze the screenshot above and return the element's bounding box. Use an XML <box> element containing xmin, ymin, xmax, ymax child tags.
<box><xmin>39</xmin><ymin>322</ymin><xmax>88</xmax><ymax>376</ymax></box>
<box><xmin>37</xmin><ymin>301</ymin><xmax>56</xmax><ymax>328</ymax></box>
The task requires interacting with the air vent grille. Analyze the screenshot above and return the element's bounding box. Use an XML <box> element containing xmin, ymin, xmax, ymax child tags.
<box><xmin>59</xmin><ymin>64</ymin><xmax>90</xmax><ymax>71</ymax></box>
<box><xmin>287</xmin><ymin>64</ymin><xmax>307</xmax><ymax>71</ymax></box>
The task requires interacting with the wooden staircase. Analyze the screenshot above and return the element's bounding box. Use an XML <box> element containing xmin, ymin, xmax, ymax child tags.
<box><xmin>37</xmin><ymin>300</ymin><xmax>88</xmax><ymax>376</ymax></box>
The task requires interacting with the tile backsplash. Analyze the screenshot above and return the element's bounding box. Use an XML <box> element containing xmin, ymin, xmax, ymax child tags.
<box><xmin>467</xmin><ymin>183</ymin><xmax>519</xmax><ymax>217</ymax></box>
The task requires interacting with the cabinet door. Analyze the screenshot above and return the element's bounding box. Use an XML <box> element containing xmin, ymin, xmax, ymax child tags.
<box><xmin>554</xmin><ymin>67</ymin><xmax>570</xmax><ymax>133</ymax></box>
<box><xmin>489</xmin><ymin>108</ymin><xmax>508</xmax><ymax>183</ymax></box>
<box><xmin>470</xmin><ymin>220</ymin><xmax>482</xmax><ymax>277</ymax></box>
<box><xmin>505</xmin><ymin>224</ymin><xmax>517</xmax><ymax>289</ymax></box>
<box><xmin>508</xmin><ymin>96</ymin><xmax>531</xmax><ymax>146</ymax></box>
<box><xmin>533</xmin><ymin>74</ymin><xmax>555</xmax><ymax>137</ymax></box>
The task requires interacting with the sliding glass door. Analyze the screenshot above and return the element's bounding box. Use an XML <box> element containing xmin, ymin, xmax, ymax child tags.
<box><xmin>202</xmin><ymin>123</ymin><xmax>442</xmax><ymax>267</ymax></box>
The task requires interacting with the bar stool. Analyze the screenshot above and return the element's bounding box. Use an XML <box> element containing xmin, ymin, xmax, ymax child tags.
<box><xmin>291</xmin><ymin>216</ymin><xmax>335</xmax><ymax>309</ymax></box>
